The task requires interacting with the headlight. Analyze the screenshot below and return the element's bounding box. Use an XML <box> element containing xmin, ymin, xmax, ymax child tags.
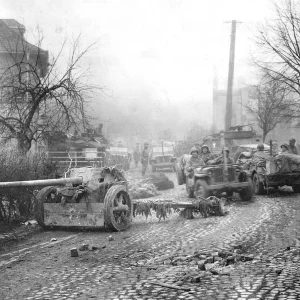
<box><xmin>207</xmin><ymin>170</ymin><xmax>213</xmax><ymax>175</ymax></box>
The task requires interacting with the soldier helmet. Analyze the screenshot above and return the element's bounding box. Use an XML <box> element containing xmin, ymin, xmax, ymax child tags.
<box><xmin>190</xmin><ymin>147</ymin><xmax>199</xmax><ymax>155</ymax></box>
<box><xmin>257</xmin><ymin>143</ymin><xmax>264</xmax><ymax>151</ymax></box>
<box><xmin>289</xmin><ymin>138</ymin><xmax>296</xmax><ymax>143</ymax></box>
<box><xmin>281</xmin><ymin>143</ymin><xmax>289</xmax><ymax>150</ymax></box>
<box><xmin>201</xmin><ymin>144</ymin><xmax>210</xmax><ymax>152</ymax></box>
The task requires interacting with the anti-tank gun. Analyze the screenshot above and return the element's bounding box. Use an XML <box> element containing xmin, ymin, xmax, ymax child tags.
<box><xmin>0</xmin><ymin>166</ymin><xmax>132</xmax><ymax>231</ymax></box>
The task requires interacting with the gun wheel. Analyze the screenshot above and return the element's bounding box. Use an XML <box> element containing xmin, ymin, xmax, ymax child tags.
<box><xmin>104</xmin><ymin>185</ymin><xmax>132</xmax><ymax>231</ymax></box>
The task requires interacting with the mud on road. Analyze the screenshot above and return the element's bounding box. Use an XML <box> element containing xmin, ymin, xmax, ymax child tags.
<box><xmin>1</xmin><ymin>171</ymin><xmax>300</xmax><ymax>299</ymax></box>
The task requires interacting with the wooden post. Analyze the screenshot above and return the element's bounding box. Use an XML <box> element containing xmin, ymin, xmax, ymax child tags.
<box><xmin>162</xmin><ymin>140</ymin><xmax>165</xmax><ymax>163</ymax></box>
<box><xmin>270</xmin><ymin>139</ymin><xmax>273</xmax><ymax>156</ymax></box>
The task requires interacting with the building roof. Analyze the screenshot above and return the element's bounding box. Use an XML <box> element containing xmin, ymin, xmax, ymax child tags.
<box><xmin>0</xmin><ymin>19</ymin><xmax>47</xmax><ymax>56</ymax></box>
<box><xmin>1</xmin><ymin>19</ymin><xmax>25</xmax><ymax>31</ymax></box>
<box><xmin>0</xmin><ymin>19</ymin><xmax>48</xmax><ymax>76</ymax></box>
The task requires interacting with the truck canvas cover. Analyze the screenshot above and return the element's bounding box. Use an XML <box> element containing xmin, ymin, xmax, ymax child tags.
<box><xmin>267</xmin><ymin>153</ymin><xmax>300</xmax><ymax>174</ymax></box>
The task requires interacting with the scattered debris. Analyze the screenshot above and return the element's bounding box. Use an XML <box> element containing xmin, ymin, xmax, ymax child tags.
<box><xmin>128</xmin><ymin>180</ymin><xmax>158</xmax><ymax>199</ymax></box>
<box><xmin>23</xmin><ymin>220</ymin><xmax>38</xmax><ymax>226</ymax></box>
<box><xmin>78</xmin><ymin>244</ymin><xmax>89</xmax><ymax>251</ymax></box>
<box><xmin>108</xmin><ymin>235</ymin><xmax>114</xmax><ymax>241</ymax></box>
<box><xmin>50</xmin><ymin>238</ymin><xmax>57</xmax><ymax>242</ymax></box>
<box><xmin>144</xmin><ymin>173</ymin><xmax>174</xmax><ymax>190</ymax></box>
<box><xmin>192</xmin><ymin>196</ymin><xmax>227</xmax><ymax>217</ymax></box>
<box><xmin>91</xmin><ymin>246</ymin><xmax>100</xmax><ymax>251</ymax></box>
<box><xmin>70</xmin><ymin>248</ymin><xmax>78</xmax><ymax>257</ymax></box>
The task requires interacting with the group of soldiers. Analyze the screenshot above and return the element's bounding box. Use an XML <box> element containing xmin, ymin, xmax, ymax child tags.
<box><xmin>185</xmin><ymin>143</ymin><xmax>234</xmax><ymax>175</ymax></box>
<box><xmin>132</xmin><ymin>138</ymin><xmax>299</xmax><ymax>177</ymax></box>
<box><xmin>252</xmin><ymin>138</ymin><xmax>299</xmax><ymax>167</ymax></box>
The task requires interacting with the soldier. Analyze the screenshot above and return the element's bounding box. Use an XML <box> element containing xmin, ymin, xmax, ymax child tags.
<box><xmin>133</xmin><ymin>143</ymin><xmax>141</xmax><ymax>168</ymax></box>
<box><xmin>214</xmin><ymin>147</ymin><xmax>234</xmax><ymax>164</ymax></box>
<box><xmin>141</xmin><ymin>142</ymin><xmax>150</xmax><ymax>176</ymax></box>
<box><xmin>280</xmin><ymin>143</ymin><xmax>290</xmax><ymax>153</ymax></box>
<box><xmin>289</xmin><ymin>138</ymin><xmax>298</xmax><ymax>155</ymax></box>
<box><xmin>199</xmin><ymin>145</ymin><xmax>215</xmax><ymax>164</ymax></box>
<box><xmin>185</xmin><ymin>147</ymin><xmax>204</xmax><ymax>177</ymax></box>
<box><xmin>252</xmin><ymin>143</ymin><xmax>270</xmax><ymax>167</ymax></box>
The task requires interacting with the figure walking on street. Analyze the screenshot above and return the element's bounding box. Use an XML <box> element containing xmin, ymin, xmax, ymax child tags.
<box><xmin>141</xmin><ymin>142</ymin><xmax>150</xmax><ymax>176</ymax></box>
<box><xmin>133</xmin><ymin>143</ymin><xmax>141</xmax><ymax>167</ymax></box>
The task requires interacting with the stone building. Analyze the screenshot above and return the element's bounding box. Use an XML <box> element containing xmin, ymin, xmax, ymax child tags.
<box><xmin>0</xmin><ymin>19</ymin><xmax>49</xmax><ymax>151</ymax></box>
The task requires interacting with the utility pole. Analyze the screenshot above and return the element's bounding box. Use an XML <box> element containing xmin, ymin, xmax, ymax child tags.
<box><xmin>225</xmin><ymin>20</ymin><xmax>237</xmax><ymax>131</ymax></box>
<box><xmin>212</xmin><ymin>66</ymin><xmax>218</xmax><ymax>132</ymax></box>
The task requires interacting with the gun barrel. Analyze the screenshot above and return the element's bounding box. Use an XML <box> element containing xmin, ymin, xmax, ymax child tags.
<box><xmin>0</xmin><ymin>177</ymin><xmax>83</xmax><ymax>188</ymax></box>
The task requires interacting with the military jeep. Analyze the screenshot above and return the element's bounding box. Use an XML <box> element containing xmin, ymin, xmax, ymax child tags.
<box><xmin>150</xmin><ymin>146</ymin><xmax>177</xmax><ymax>172</ymax></box>
<box><xmin>185</xmin><ymin>164</ymin><xmax>253</xmax><ymax>201</ymax></box>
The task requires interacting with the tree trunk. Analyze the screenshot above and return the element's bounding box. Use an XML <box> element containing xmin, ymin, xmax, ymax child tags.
<box><xmin>17</xmin><ymin>134</ymin><xmax>32</xmax><ymax>153</ymax></box>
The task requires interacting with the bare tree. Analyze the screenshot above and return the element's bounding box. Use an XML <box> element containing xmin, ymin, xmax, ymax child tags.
<box><xmin>245</xmin><ymin>76</ymin><xmax>298</xmax><ymax>141</ymax></box>
<box><xmin>254</xmin><ymin>0</ymin><xmax>300</xmax><ymax>97</ymax></box>
<box><xmin>0</xmin><ymin>22</ymin><xmax>97</xmax><ymax>153</ymax></box>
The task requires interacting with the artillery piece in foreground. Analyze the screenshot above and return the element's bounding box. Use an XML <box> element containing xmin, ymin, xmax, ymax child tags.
<box><xmin>0</xmin><ymin>166</ymin><xmax>132</xmax><ymax>231</ymax></box>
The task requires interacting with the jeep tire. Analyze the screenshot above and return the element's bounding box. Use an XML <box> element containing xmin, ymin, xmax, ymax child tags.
<box><xmin>239</xmin><ymin>177</ymin><xmax>253</xmax><ymax>201</ymax></box>
<box><xmin>253</xmin><ymin>173</ymin><xmax>265</xmax><ymax>195</ymax></box>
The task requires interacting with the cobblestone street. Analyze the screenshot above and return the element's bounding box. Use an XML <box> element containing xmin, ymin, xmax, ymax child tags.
<box><xmin>1</xmin><ymin>171</ymin><xmax>300</xmax><ymax>299</ymax></box>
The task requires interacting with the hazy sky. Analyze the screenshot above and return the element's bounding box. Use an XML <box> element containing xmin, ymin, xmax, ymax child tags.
<box><xmin>0</xmin><ymin>0</ymin><xmax>274</xmax><ymax>128</ymax></box>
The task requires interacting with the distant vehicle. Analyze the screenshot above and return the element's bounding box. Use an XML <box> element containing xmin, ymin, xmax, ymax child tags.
<box><xmin>149</xmin><ymin>145</ymin><xmax>177</xmax><ymax>172</ymax></box>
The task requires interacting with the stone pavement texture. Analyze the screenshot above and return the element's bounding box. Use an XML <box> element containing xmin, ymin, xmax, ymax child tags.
<box><xmin>1</xmin><ymin>171</ymin><xmax>300</xmax><ymax>299</ymax></box>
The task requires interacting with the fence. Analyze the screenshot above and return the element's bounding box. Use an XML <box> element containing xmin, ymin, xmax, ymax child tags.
<box><xmin>47</xmin><ymin>151</ymin><xmax>130</xmax><ymax>172</ymax></box>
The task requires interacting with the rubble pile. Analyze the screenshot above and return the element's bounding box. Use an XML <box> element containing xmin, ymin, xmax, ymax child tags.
<box><xmin>144</xmin><ymin>173</ymin><xmax>174</xmax><ymax>190</ymax></box>
<box><xmin>147</xmin><ymin>246</ymin><xmax>256</xmax><ymax>284</ymax></box>
<box><xmin>128</xmin><ymin>173</ymin><xmax>174</xmax><ymax>199</ymax></box>
<box><xmin>128</xmin><ymin>180</ymin><xmax>158</xmax><ymax>199</ymax></box>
